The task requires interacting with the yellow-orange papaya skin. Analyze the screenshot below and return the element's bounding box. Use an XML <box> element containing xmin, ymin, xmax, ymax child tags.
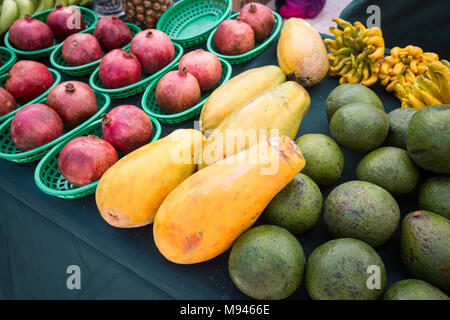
<box><xmin>96</xmin><ymin>129</ymin><xmax>205</xmax><ymax>228</ymax></box>
<box><xmin>153</xmin><ymin>136</ymin><xmax>306</xmax><ymax>264</ymax></box>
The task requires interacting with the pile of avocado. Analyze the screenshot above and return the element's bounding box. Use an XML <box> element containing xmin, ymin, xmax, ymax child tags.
<box><xmin>227</xmin><ymin>83</ymin><xmax>450</xmax><ymax>300</ymax></box>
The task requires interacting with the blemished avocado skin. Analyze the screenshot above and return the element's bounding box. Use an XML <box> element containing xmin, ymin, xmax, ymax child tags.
<box><xmin>385</xmin><ymin>108</ymin><xmax>417</xmax><ymax>149</ymax></box>
<box><xmin>400</xmin><ymin>211</ymin><xmax>450</xmax><ymax>292</ymax></box>
<box><xmin>263</xmin><ymin>173</ymin><xmax>323</xmax><ymax>235</ymax></box>
<box><xmin>295</xmin><ymin>134</ymin><xmax>344</xmax><ymax>187</ymax></box>
<box><xmin>418</xmin><ymin>175</ymin><xmax>450</xmax><ymax>219</ymax></box>
<box><xmin>383</xmin><ymin>279</ymin><xmax>449</xmax><ymax>300</ymax></box>
<box><xmin>305</xmin><ymin>238</ymin><xmax>386</xmax><ymax>300</ymax></box>
<box><xmin>324</xmin><ymin>181</ymin><xmax>400</xmax><ymax>248</ymax></box>
<box><xmin>406</xmin><ymin>105</ymin><xmax>450</xmax><ymax>174</ymax></box>
<box><xmin>228</xmin><ymin>225</ymin><xmax>305</xmax><ymax>300</ymax></box>
<box><xmin>325</xmin><ymin>83</ymin><xmax>384</xmax><ymax>121</ymax></box>
<box><xmin>356</xmin><ymin>147</ymin><xmax>420</xmax><ymax>196</ymax></box>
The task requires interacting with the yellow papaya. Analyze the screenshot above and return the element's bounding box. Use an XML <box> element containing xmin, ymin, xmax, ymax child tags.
<box><xmin>96</xmin><ymin>129</ymin><xmax>204</xmax><ymax>228</ymax></box>
<box><xmin>277</xmin><ymin>18</ymin><xmax>329</xmax><ymax>87</ymax></box>
<box><xmin>153</xmin><ymin>136</ymin><xmax>306</xmax><ymax>264</ymax></box>
<box><xmin>199</xmin><ymin>65</ymin><xmax>286</xmax><ymax>134</ymax></box>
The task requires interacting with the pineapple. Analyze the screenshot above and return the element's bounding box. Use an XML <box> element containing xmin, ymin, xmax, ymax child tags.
<box><xmin>122</xmin><ymin>0</ymin><xmax>173</xmax><ymax>29</ymax></box>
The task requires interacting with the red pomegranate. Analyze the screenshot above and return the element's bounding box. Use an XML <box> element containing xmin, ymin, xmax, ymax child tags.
<box><xmin>238</xmin><ymin>3</ymin><xmax>274</xmax><ymax>42</ymax></box>
<box><xmin>46</xmin><ymin>4</ymin><xmax>85</xmax><ymax>41</ymax></box>
<box><xmin>130</xmin><ymin>29</ymin><xmax>175</xmax><ymax>74</ymax></box>
<box><xmin>155</xmin><ymin>68</ymin><xmax>201</xmax><ymax>114</ymax></box>
<box><xmin>58</xmin><ymin>135</ymin><xmax>118</xmax><ymax>187</ymax></box>
<box><xmin>10</xmin><ymin>103</ymin><xmax>63</xmax><ymax>151</ymax></box>
<box><xmin>93</xmin><ymin>16</ymin><xmax>131</xmax><ymax>52</ymax></box>
<box><xmin>102</xmin><ymin>105</ymin><xmax>153</xmax><ymax>154</ymax></box>
<box><xmin>213</xmin><ymin>19</ymin><xmax>255</xmax><ymax>55</ymax></box>
<box><xmin>8</xmin><ymin>15</ymin><xmax>54</xmax><ymax>51</ymax></box>
<box><xmin>62</xmin><ymin>33</ymin><xmax>103</xmax><ymax>66</ymax></box>
<box><xmin>5</xmin><ymin>61</ymin><xmax>54</xmax><ymax>103</ymax></box>
<box><xmin>0</xmin><ymin>87</ymin><xmax>17</xmax><ymax>117</ymax></box>
<box><xmin>47</xmin><ymin>81</ymin><xmax>98</xmax><ymax>129</ymax></box>
<box><xmin>98</xmin><ymin>49</ymin><xmax>142</xmax><ymax>89</ymax></box>
<box><xmin>179</xmin><ymin>49</ymin><xmax>222</xmax><ymax>91</ymax></box>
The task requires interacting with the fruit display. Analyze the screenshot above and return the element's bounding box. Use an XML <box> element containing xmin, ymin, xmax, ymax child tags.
<box><xmin>324</xmin><ymin>18</ymin><xmax>384</xmax><ymax>86</ymax></box>
<box><xmin>383</xmin><ymin>279</ymin><xmax>449</xmax><ymax>300</ymax></box>
<box><xmin>93</xmin><ymin>16</ymin><xmax>132</xmax><ymax>53</ymax></box>
<box><xmin>46</xmin><ymin>4</ymin><xmax>85</xmax><ymax>41</ymax></box>
<box><xmin>98</xmin><ymin>49</ymin><xmax>142</xmax><ymax>89</ymax></box>
<box><xmin>385</xmin><ymin>107</ymin><xmax>417</xmax><ymax>149</ymax></box>
<box><xmin>0</xmin><ymin>87</ymin><xmax>17</xmax><ymax>117</ymax></box>
<box><xmin>122</xmin><ymin>0</ymin><xmax>172</xmax><ymax>30</ymax></box>
<box><xmin>213</xmin><ymin>19</ymin><xmax>255</xmax><ymax>55</ymax></box>
<box><xmin>8</xmin><ymin>15</ymin><xmax>54</xmax><ymax>51</ymax></box>
<box><xmin>418</xmin><ymin>176</ymin><xmax>450</xmax><ymax>219</ymax></box>
<box><xmin>61</xmin><ymin>33</ymin><xmax>102</xmax><ymax>67</ymax></box>
<box><xmin>238</xmin><ymin>3</ymin><xmax>275</xmax><ymax>43</ymax></box>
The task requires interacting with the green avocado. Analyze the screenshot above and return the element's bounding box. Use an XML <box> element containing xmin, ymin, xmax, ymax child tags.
<box><xmin>383</xmin><ymin>279</ymin><xmax>449</xmax><ymax>300</ymax></box>
<box><xmin>418</xmin><ymin>175</ymin><xmax>450</xmax><ymax>219</ymax></box>
<box><xmin>324</xmin><ymin>180</ymin><xmax>400</xmax><ymax>248</ymax></box>
<box><xmin>400</xmin><ymin>210</ymin><xmax>450</xmax><ymax>292</ymax></box>
<box><xmin>406</xmin><ymin>105</ymin><xmax>450</xmax><ymax>174</ymax></box>
<box><xmin>330</xmin><ymin>103</ymin><xmax>390</xmax><ymax>153</ymax></box>
<box><xmin>262</xmin><ymin>173</ymin><xmax>323</xmax><ymax>235</ymax></box>
<box><xmin>305</xmin><ymin>238</ymin><xmax>387</xmax><ymax>300</ymax></box>
<box><xmin>326</xmin><ymin>83</ymin><xmax>384</xmax><ymax>121</ymax></box>
<box><xmin>385</xmin><ymin>108</ymin><xmax>417</xmax><ymax>149</ymax></box>
<box><xmin>294</xmin><ymin>134</ymin><xmax>344</xmax><ymax>187</ymax></box>
<box><xmin>356</xmin><ymin>147</ymin><xmax>420</xmax><ymax>196</ymax></box>
<box><xmin>228</xmin><ymin>225</ymin><xmax>305</xmax><ymax>300</ymax></box>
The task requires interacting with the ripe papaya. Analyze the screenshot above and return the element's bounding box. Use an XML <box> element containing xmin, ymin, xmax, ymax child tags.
<box><xmin>154</xmin><ymin>136</ymin><xmax>306</xmax><ymax>264</ymax></box>
<box><xmin>200</xmin><ymin>81</ymin><xmax>310</xmax><ymax>168</ymax></box>
<box><xmin>277</xmin><ymin>18</ymin><xmax>329</xmax><ymax>87</ymax></box>
<box><xmin>96</xmin><ymin>129</ymin><xmax>204</xmax><ymax>228</ymax></box>
<box><xmin>199</xmin><ymin>65</ymin><xmax>286</xmax><ymax>133</ymax></box>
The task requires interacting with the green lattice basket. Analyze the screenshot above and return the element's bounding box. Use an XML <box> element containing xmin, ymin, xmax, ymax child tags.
<box><xmin>142</xmin><ymin>58</ymin><xmax>232</xmax><ymax>124</ymax></box>
<box><xmin>206</xmin><ymin>11</ymin><xmax>282</xmax><ymax>64</ymax></box>
<box><xmin>157</xmin><ymin>0</ymin><xmax>232</xmax><ymax>48</ymax></box>
<box><xmin>89</xmin><ymin>43</ymin><xmax>183</xmax><ymax>99</ymax></box>
<box><xmin>0</xmin><ymin>68</ymin><xmax>61</xmax><ymax>123</ymax></box>
<box><xmin>49</xmin><ymin>23</ymin><xmax>142</xmax><ymax>77</ymax></box>
<box><xmin>4</xmin><ymin>6</ymin><xmax>98</xmax><ymax>59</ymax></box>
<box><xmin>0</xmin><ymin>46</ymin><xmax>17</xmax><ymax>76</ymax></box>
<box><xmin>34</xmin><ymin>116</ymin><xmax>161</xmax><ymax>199</ymax></box>
<box><xmin>0</xmin><ymin>91</ymin><xmax>110</xmax><ymax>163</ymax></box>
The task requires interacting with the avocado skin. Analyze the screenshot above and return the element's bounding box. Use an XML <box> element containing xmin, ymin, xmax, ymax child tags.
<box><xmin>356</xmin><ymin>147</ymin><xmax>420</xmax><ymax>196</ymax></box>
<box><xmin>228</xmin><ymin>225</ymin><xmax>305</xmax><ymax>300</ymax></box>
<box><xmin>324</xmin><ymin>181</ymin><xmax>400</xmax><ymax>248</ymax></box>
<box><xmin>383</xmin><ymin>279</ymin><xmax>449</xmax><ymax>300</ymax></box>
<box><xmin>400</xmin><ymin>211</ymin><xmax>450</xmax><ymax>292</ymax></box>
<box><xmin>326</xmin><ymin>83</ymin><xmax>384</xmax><ymax>121</ymax></box>
<box><xmin>305</xmin><ymin>238</ymin><xmax>386</xmax><ymax>300</ymax></box>
<box><xmin>418</xmin><ymin>175</ymin><xmax>450</xmax><ymax>219</ymax></box>
<box><xmin>406</xmin><ymin>105</ymin><xmax>450</xmax><ymax>174</ymax></box>
<box><xmin>385</xmin><ymin>108</ymin><xmax>417</xmax><ymax>149</ymax></box>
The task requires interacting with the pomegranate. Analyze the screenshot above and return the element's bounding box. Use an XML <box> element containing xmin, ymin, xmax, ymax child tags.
<box><xmin>10</xmin><ymin>104</ymin><xmax>63</xmax><ymax>151</ymax></box>
<box><xmin>179</xmin><ymin>49</ymin><xmax>222</xmax><ymax>91</ymax></box>
<box><xmin>62</xmin><ymin>33</ymin><xmax>103</xmax><ymax>66</ymax></box>
<box><xmin>155</xmin><ymin>68</ymin><xmax>201</xmax><ymax>114</ymax></box>
<box><xmin>5</xmin><ymin>61</ymin><xmax>54</xmax><ymax>103</ymax></box>
<box><xmin>0</xmin><ymin>87</ymin><xmax>17</xmax><ymax>117</ymax></box>
<box><xmin>58</xmin><ymin>135</ymin><xmax>118</xmax><ymax>187</ymax></box>
<box><xmin>8</xmin><ymin>15</ymin><xmax>54</xmax><ymax>51</ymax></box>
<box><xmin>130</xmin><ymin>29</ymin><xmax>175</xmax><ymax>74</ymax></box>
<box><xmin>213</xmin><ymin>19</ymin><xmax>255</xmax><ymax>55</ymax></box>
<box><xmin>94</xmin><ymin>16</ymin><xmax>131</xmax><ymax>52</ymax></box>
<box><xmin>238</xmin><ymin>3</ymin><xmax>274</xmax><ymax>42</ymax></box>
<box><xmin>46</xmin><ymin>4</ymin><xmax>85</xmax><ymax>41</ymax></box>
<box><xmin>102</xmin><ymin>105</ymin><xmax>153</xmax><ymax>154</ymax></box>
<box><xmin>98</xmin><ymin>49</ymin><xmax>142</xmax><ymax>89</ymax></box>
<box><xmin>47</xmin><ymin>81</ymin><xmax>98</xmax><ymax>129</ymax></box>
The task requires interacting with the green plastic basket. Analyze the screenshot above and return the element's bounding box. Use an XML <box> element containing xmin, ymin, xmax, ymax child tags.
<box><xmin>206</xmin><ymin>11</ymin><xmax>282</xmax><ymax>64</ymax></box>
<box><xmin>0</xmin><ymin>46</ymin><xmax>17</xmax><ymax>76</ymax></box>
<box><xmin>142</xmin><ymin>58</ymin><xmax>232</xmax><ymax>124</ymax></box>
<box><xmin>34</xmin><ymin>116</ymin><xmax>161</xmax><ymax>199</ymax></box>
<box><xmin>157</xmin><ymin>0</ymin><xmax>232</xmax><ymax>48</ymax></box>
<box><xmin>89</xmin><ymin>42</ymin><xmax>183</xmax><ymax>99</ymax></box>
<box><xmin>50</xmin><ymin>23</ymin><xmax>142</xmax><ymax>77</ymax></box>
<box><xmin>0</xmin><ymin>68</ymin><xmax>61</xmax><ymax>123</ymax></box>
<box><xmin>0</xmin><ymin>91</ymin><xmax>110</xmax><ymax>163</ymax></box>
<box><xmin>4</xmin><ymin>6</ymin><xmax>98</xmax><ymax>59</ymax></box>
